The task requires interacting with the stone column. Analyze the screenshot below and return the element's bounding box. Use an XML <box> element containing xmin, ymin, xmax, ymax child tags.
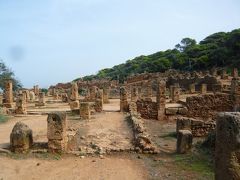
<box><xmin>120</xmin><ymin>87</ymin><xmax>128</xmax><ymax>112</ymax></box>
<box><xmin>170</xmin><ymin>85</ymin><xmax>180</xmax><ymax>103</ymax></box>
<box><xmin>15</xmin><ymin>94</ymin><xmax>27</xmax><ymax>114</ymax></box>
<box><xmin>221</xmin><ymin>69</ymin><xmax>228</xmax><ymax>79</ymax></box>
<box><xmin>95</xmin><ymin>89</ymin><xmax>103</xmax><ymax>112</ymax></box>
<box><xmin>89</xmin><ymin>86</ymin><xmax>97</xmax><ymax>101</ymax></box>
<box><xmin>3</xmin><ymin>80</ymin><xmax>13</xmax><ymax>108</ymax></box>
<box><xmin>232</xmin><ymin>68</ymin><xmax>239</xmax><ymax>78</ymax></box>
<box><xmin>200</xmin><ymin>84</ymin><xmax>207</xmax><ymax>94</ymax></box>
<box><xmin>34</xmin><ymin>85</ymin><xmax>39</xmax><ymax>96</ymax></box>
<box><xmin>177</xmin><ymin>130</ymin><xmax>193</xmax><ymax>154</ymax></box>
<box><xmin>156</xmin><ymin>81</ymin><xmax>166</xmax><ymax>121</ymax></box>
<box><xmin>70</xmin><ymin>82</ymin><xmax>78</xmax><ymax>101</ymax></box>
<box><xmin>36</xmin><ymin>92</ymin><xmax>45</xmax><ymax>106</ymax></box>
<box><xmin>131</xmin><ymin>86</ymin><xmax>138</xmax><ymax>102</ymax></box>
<box><xmin>215</xmin><ymin>112</ymin><xmax>240</xmax><ymax>180</ymax></box>
<box><xmin>210</xmin><ymin>68</ymin><xmax>217</xmax><ymax>76</ymax></box>
<box><xmin>80</xmin><ymin>102</ymin><xmax>91</xmax><ymax>119</ymax></box>
<box><xmin>145</xmin><ymin>82</ymin><xmax>152</xmax><ymax>99</ymax></box>
<box><xmin>189</xmin><ymin>84</ymin><xmax>195</xmax><ymax>94</ymax></box>
<box><xmin>47</xmin><ymin>112</ymin><xmax>67</xmax><ymax>153</ymax></box>
<box><xmin>103</xmin><ymin>87</ymin><xmax>110</xmax><ymax>104</ymax></box>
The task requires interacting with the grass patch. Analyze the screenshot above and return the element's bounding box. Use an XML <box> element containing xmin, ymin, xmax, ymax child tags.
<box><xmin>174</xmin><ymin>151</ymin><xmax>214</xmax><ymax>179</ymax></box>
<box><xmin>0</xmin><ymin>114</ymin><xmax>8</xmax><ymax>124</ymax></box>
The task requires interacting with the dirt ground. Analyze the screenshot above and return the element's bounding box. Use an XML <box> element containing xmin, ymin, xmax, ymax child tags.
<box><xmin>0</xmin><ymin>98</ymin><xmax>214</xmax><ymax>180</ymax></box>
<box><xmin>0</xmin><ymin>155</ymin><xmax>148</xmax><ymax>180</ymax></box>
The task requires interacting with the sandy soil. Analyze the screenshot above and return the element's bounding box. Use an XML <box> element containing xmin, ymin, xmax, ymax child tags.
<box><xmin>68</xmin><ymin>111</ymin><xmax>134</xmax><ymax>153</ymax></box>
<box><xmin>0</xmin><ymin>155</ymin><xmax>148</xmax><ymax>180</ymax></box>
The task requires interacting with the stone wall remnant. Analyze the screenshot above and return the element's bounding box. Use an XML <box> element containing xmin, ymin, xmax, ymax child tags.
<box><xmin>215</xmin><ymin>112</ymin><xmax>240</xmax><ymax>180</ymax></box>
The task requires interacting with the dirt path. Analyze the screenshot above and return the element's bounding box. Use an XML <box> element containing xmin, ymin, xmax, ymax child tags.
<box><xmin>69</xmin><ymin>111</ymin><xmax>134</xmax><ymax>153</ymax></box>
<box><xmin>0</xmin><ymin>155</ymin><xmax>148</xmax><ymax>180</ymax></box>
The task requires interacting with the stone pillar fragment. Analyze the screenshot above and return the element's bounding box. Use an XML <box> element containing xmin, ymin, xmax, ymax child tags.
<box><xmin>10</xmin><ymin>122</ymin><xmax>33</xmax><ymax>153</ymax></box>
<box><xmin>15</xmin><ymin>94</ymin><xmax>27</xmax><ymax>114</ymax></box>
<box><xmin>131</xmin><ymin>86</ymin><xmax>138</xmax><ymax>102</ymax></box>
<box><xmin>95</xmin><ymin>89</ymin><xmax>103</xmax><ymax>112</ymax></box>
<box><xmin>70</xmin><ymin>82</ymin><xmax>78</xmax><ymax>101</ymax></box>
<box><xmin>33</xmin><ymin>85</ymin><xmax>39</xmax><ymax>96</ymax></box>
<box><xmin>145</xmin><ymin>82</ymin><xmax>152</xmax><ymax>99</ymax></box>
<box><xmin>200</xmin><ymin>84</ymin><xmax>207</xmax><ymax>94</ymax></box>
<box><xmin>215</xmin><ymin>112</ymin><xmax>240</xmax><ymax>180</ymax></box>
<box><xmin>89</xmin><ymin>86</ymin><xmax>97</xmax><ymax>101</ymax></box>
<box><xmin>47</xmin><ymin>112</ymin><xmax>67</xmax><ymax>153</ymax></box>
<box><xmin>177</xmin><ymin>130</ymin><xmax>193</xmax><ymax>154</ymax></box>
<box><xmin>156</xmin><ymin>81</ymin><xmax>166</xmax><ymax>121</ymax></box>
<box><xmin>120</xmin><ymin>87</ymin><xmax>128</xmax><ymax>112</ymax></box>
<box><xmin>189</xmin><ymin>84</ymin><xmax>195</xmax><ymax>94</ymax></box>
<box><xmin>221</xmin><ymin>69</ymin><xmax>228</xmax><ymax>79</ymax></box>
<box><xmin>232</xmin><ymin>68</ymin><xmax>239</xmax><ymax>78</ymax></box>
<box><xmin>103</xmin><ymin>87</ymin><xmax>110</xmax><ymax>104</ymax></box>
<box><xmin>3</xmin><ymin>80</ymin><xmax>13</xmax><ymax>108</ymax></box>
<box><xmin>29</xmin><ymin>91</ymin><xmax>35</xmax><ymax>102</ymax></box>
<box><xmin>80</xmin><ymin>102</ymin><xmax>91</xmax><ymax>119</ymax></box>
<box><xmin>36</xmin><ymin>92</ymin><xmax>45</xmax><ymax>106</ymax></box>
<box><xmin>170</xmin><ymin>85</ymin><xmax>180</xmax><ymax>103</ymax></box>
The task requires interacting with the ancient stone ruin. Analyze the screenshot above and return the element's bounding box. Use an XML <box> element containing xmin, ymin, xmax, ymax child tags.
<box><xmin>10</xmin><ymin>122</ymin><xmax>33</xmax><ymax>153</ymax></box>
<box><xmin>215</xmin><ymin>112</ymin><xmax>240</xmax><ymax>179</ymax></box>
<box><xmin>47</xmin><ymin>112</ymin><xmax>67</xmax><ymax>153</ymax></box>
<box><xmin>3</xmin><ymin>80</ymin><xmax>13</xmax><ymax>108</ymax></box>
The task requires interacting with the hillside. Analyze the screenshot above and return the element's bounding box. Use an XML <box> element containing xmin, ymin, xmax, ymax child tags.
<box><xmin>77</xmin><ymin>28</ymin><xmax>240</xmax><ymax>82</ymax></box>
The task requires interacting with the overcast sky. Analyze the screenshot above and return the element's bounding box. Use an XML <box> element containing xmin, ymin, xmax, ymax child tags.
<box><xmin>0</xmin><ymin>0</ymin><xmax>239</xmax><ymax>88</ymax></box>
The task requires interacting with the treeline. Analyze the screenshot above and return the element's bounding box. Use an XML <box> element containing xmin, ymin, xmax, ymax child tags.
<box><xmin>0</xmin><ymin>60</ymin><xmax>22</xmax><ymax>90</ymax></box>
<box><xmin>78</xmin><ymin>28</ymin><xmax>240</xmax><ymax>82</ymax></box>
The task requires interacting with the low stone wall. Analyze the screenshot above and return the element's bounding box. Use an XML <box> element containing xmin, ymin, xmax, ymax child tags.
<box><xmin>186</xmin><ymin>93</ymin><xmax>236</xmax><ymax>119</ymax></box>
<box><xmin>136</xmin><ymin>99</ymin><xmax>158</xmax><ymax>120</ymax></box>
<box><xmin>128</xmin><ymin>102</ymin><xmax>158</xmax><ymax>153</ymax></box>
<box><xmin>176</xmin><ymin>117</ymin><xmax>216</xmax><ymax>137</ymax></box>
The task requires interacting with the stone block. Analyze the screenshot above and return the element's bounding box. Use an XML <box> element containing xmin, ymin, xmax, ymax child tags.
<box><xmin>177</xmin><ymin>130</ymin><xmax>193</xmax><ymax>154</ymax></box>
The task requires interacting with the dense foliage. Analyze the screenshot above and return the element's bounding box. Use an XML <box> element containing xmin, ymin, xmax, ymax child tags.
<box><xmin>0</xmin><ymin>60</ymin><xmax>22</xmax><ymax>91</ymax></box>
<box><xmin>77</xmin><ymin>29</ymin><xmax>240</xmax><ymax>82</ymax></box>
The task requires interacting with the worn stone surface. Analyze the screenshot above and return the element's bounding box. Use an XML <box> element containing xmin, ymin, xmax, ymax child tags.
<box><xmin>95</xmin><ymin>89</ymin><xmax>103</xmax><ymax>112</ymax></box>
<box><xmin>80</xmin><ymin>102</ymin><xmax>91</xmax><ymax>119</ymax></box>
<box><xmin>47</xmin><ymin>112</ymin><xmax>67</xmax><ymax>153</ymax></box>
<box><xmin>129</xmin><ymin>102</ymin><xmax>158</xmax><ymax>154</ymax></box>
<box><xmin>156</xmin><ymin>81</ymin><xmax>166</xmax><ymax>121</ymax></box>
<box><xmin>200</xmin><ymin>84</ymin><xmax>207</xmax><ymax>94</ymax></box>
<box><xmin>35</xmin><ymin>92</ymin><xmax>45</xmax><ymax>106</ymax></box>
<box><xmin>176</xmin><ymin>130</ymin><xmax>192</xmax><ymax>154</ymax></box>
<box><xmin>120</xmin><ymin>87</ymin><xmax>128</xmax><ymax>112</ymax></box>
<box><xmin>3</xmin><ymin>80</ymin><xmax>13</xmax><ymax>108</ymax></box>
<box><xmin>10</xmin><ymin>122</ymin><xmax>33</xmax><ymax>153</ymax></box>
<box><xmin>215</xmin><ymin>112</ymin><xmax>240</xmax><ymax>180</ymax></box>
<box><xmin>69</xmin><ymin>100</ymin><xmax>79</xmax><ymax>110</ymax></box>
<box><xmin>186</xmin><ymin>93</ymin><xmax>237</xmax><ymax>119</ymax></box>
<box><xmin>70</xmin><ymin>82</ymin><xmax>78</xmax><ymax>101</ymax></box>
<box><xmin>15</xmin><ymin>94</ymin><xmax>27</xmax><ymax>114</ymax></box>
<box><xmin>176</xmin><ymin>117</ymin><xmax>216</xmax><ymax>137</ymax></box>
